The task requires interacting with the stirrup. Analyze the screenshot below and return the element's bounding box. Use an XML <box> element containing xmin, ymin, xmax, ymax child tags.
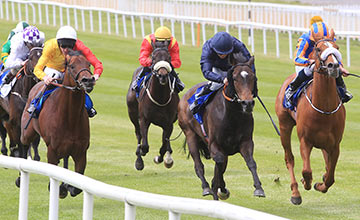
<box><xmin>88</xmin><ymin>108</ymin><xmax>97</xmax><ymax>118</ymax></box>
<box><xmin>27</xmin><ymin>104</ymin><xmax>36</xmax><ymax>114</ymax></box>
<box><xmin>342</xmin><ymin>91</ymin><xmax>353</xmax><ymax>103</ymax></box>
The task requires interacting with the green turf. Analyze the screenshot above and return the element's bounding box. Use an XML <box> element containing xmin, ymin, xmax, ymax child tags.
<box><xmin>0</xmin><ymin>18</ymin><xmax>359</xmax><ymax>220</ymax></box>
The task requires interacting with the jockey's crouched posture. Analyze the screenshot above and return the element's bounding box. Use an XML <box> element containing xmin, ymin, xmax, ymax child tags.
<box><xmin>285</xmin><ymin>17</ymin><xmax>352</xmax><ymax>105</ymax></box>
<box><xmin>189</xmin><ymin>31</ymin><xmax>257</xmax><ymax>114</ymax></box>
<box><xmin>3</xmin><ymin>25</ymin><xmax>45</xmax><ymax>83</ymax></box>
<box><xmin>27</xmin><ymin>25</ymin><xmax>103</xmax><ymax>118</ymax></box>
<box><xmin>131</xmin><ymin>26</ymin><xmax>184</xmax><ymax>93</ymax></box>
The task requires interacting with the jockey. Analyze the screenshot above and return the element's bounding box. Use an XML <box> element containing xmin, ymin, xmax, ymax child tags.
<box><xmin>29</xmin><ymin>25</ymin><xmax>103</xmax><ymax>118</ymax></box>
<box><xmin>189</xmin><ymin>31</ymin><xmax>256</xmax><ymax>114</ymax></box>
<box><xmin>285</xmin><ymin>17</ymin><xmax>352</xmax><ymax>104</ymax></box>
<box><xmin>132</xmin><ymin>26</ymin><xmax>184</xmax><ymax>93</ymax></box>
<box><xmin>1</xmin><ymin>21</ymin><xmax>29</xmax><ymax>66</ymax></box>
<box><xmin>3</xmin><ymin>26</ymin><xmax>44</xmax><ymax>82</ymax></box>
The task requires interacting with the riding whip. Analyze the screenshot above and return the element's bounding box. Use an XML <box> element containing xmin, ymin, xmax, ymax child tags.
<box><xmin>256</xmin><ymin>95</ymin><xmax>281</xmax><ymax>136</ymax></box>
<box><xmin>348</xmin><ymin>73</ymin><xmax>360</xmax><ymax>78</ymax></box>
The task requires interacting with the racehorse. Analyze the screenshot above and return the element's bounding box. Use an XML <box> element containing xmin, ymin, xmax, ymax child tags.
<box><xmin>21</xmin><ymin>50</ymin><xmax>95</xmax><ymax>198</ymax></box>
<box><xmin>178</xmin><ymin>55</ymin><xmax>265</xmax><ymax>200</ymax></box>
<box><xmin>0</xmin><ymin>47</ymin><xmax>42</xmax><ymax>160</ymax></box>
<box><xmin>275</xmin><ymin>29</ymin><xmax>345</xmax><ymax>205</ymax></box>
<box><xmin>126</xmin><ymin>47</ymin><xmax>179</xmax><ymax>170</ymax></box>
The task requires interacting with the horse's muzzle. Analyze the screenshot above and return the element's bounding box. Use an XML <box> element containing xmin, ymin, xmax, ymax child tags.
<box><xmin>241</xmin><ymin>100</ymin><xmax>255</xmax><ymax>113</ymax></box>
<box><xmin>158</xmin><ymin>74</ymin><xmax>168</xmax><ymax>85</ymax></box>
<box><xmin>326</xmin><ymin>62</ymin><xmax>340</xmax><ymax>78</ymax></box>
<box><xmin>80</xmin><ymin>77</ymin><xmax>95</xmax><ymax>93</ymax></box>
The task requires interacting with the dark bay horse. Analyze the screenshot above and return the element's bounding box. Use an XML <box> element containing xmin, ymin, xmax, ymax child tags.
<box><xmin>178</xmin><ymin>56</ymin><xmax>265</xmax><ymax>200</ymax></box>
<box><xmin>21</xmin><ymin>50</ymin><xmax>95</xmax><ymax>198</ymax></box>
<box><xmin>126</xmin><ymin>48</ymin><xmax>179</xmax><ymax>170</ymax></box>
<box><xmin>0</xmin><ymin>47</ymin><xmax>42</xmax><ymax>160</ymax></box>
<box><xmin>275</xmin><ymin>29</ymin><xmax>345</xmax><ymax>205</ymax></box>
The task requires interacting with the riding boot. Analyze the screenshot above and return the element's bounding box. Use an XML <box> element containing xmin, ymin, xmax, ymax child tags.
<box><xmin>285</xmin><ymin>69</ymin><xmax>311</xmax><ymax>103</ymax></box>
<box><xmin>131</xmin><ymin>66</ymin><xmax>151</xmax><ymax>92</ymax></box>
<box><xmin>85</xmin><ymin>94</ymin><xmax>97</xmax><ymax>118</ymax></box>
<box><xmin>27</xmin><ymin>90</ymin><xmax>43</xmax><ymax>114</ymax></box>
<box><xmin>336</xmin><ymin>75</ymin><xmax>353</xmax><ymax>103</ymax></box>
<box><xmin>189</xmin><ymin>83</ymin><xmax>212</xmax><ymax>114</ymax></box>
<box><xmin>170</xmin><ymin>70</ymin><xmax>185</xmax><ymax>93</ymax></box>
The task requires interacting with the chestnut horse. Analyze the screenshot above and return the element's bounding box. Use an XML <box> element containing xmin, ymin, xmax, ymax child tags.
<box><xmin>275</xmin><ymin>30</ymin><xmax>345</xmax><ymax>205</ymax></box>
<box><xmin>21</xmin><ymin>50</ymin><xmax>95</xmax><ymax>198</ymax></box>
<box><xmin>178</xmin><ymin>56</ymin><xmax>265</xmax><ymax>200</ymax></box>
<box><xmin>126</xmin><ymin>48</ymin><xmax>179</xmax><ymax>170</ymax></box>
<box><xmin>0</xmin><ymin>47</ymin><xmax>42</xmax><ymax>160</ymax></box>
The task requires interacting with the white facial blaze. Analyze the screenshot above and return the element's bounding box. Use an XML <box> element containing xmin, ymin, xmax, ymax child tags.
<box><xmin>241</xmin><ymin>71</ymin><xmax>248</xmax><ymax>79</ymax></box>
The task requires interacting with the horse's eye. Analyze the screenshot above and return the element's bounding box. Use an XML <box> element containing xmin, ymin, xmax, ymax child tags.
<box><xmin>70</xmin><ymin>65</ymin><xmax>75</xmax><ymax>69</ymax></box>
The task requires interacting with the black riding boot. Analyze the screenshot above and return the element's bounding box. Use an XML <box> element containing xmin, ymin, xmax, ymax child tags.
<box><xmin>131</xmin><ymin>66</ymin><xmax>151</xmax><ymax>92</ymax></box>
<box><xmin>27</xmin><ymin>90</ymin><xmax>43</xmax><ymax>114</ymax></box>
<box><xmin>189</xmin><ymin>83</ymin><xmax>212</xmax><ymax>114</ymax></box>
<box><xmin>170</xmin><ymin>70</ymin><xmax>185</xmax><ymax>93</ymax></box>
<box><xmin>336</xmin><ymin>75</ymin><xmax>353</xmax><ymax>103</ymax></box>
<box><xmin>285</xmin><ymin>70</ymin><xmax>311</xmax><ymax>103</ymax></box>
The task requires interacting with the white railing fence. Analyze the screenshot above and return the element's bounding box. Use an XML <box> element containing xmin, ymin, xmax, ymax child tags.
<box><xmin>0</xmin><ymin>155</ymin><xmax>288</xmax><ymax>220</ymax></box>
<box><xmin>48</xmin><ymin>0</ymin><xmax>360</xmax><ymax>33</ymax></box>
<box><xmin>1</xmin><ymin>0</ymin><xmax>359</xmax><ymax>67</ymax></box>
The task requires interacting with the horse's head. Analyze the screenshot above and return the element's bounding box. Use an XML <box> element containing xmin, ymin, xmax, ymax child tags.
<box><xmin>226</xmin><ymin>55</ymin><xmax>256</xmax><ymax>113</ymax></box>
<box><xmin>65</xmin><ymin>50</ymin><xmax>95</xmax><ymax>93</ymax></box>
<box><xmin>152</xmin><ymin>60</ymin><xmax>172</xmax><ymax>85</ymax></box>
<box><xmin>313</xmin><ymin>29</ymin><xmax>342</xmax><ymax>78</ymax></box>
<box><xmin>24</xmin><ymin>47</ymin><xmax>43</xmax><ymax>80</ymax></box>
<box><xmin>151</xmin><ymin>47</ymin><xmax>171</xmax><ymax>65</ymax></box>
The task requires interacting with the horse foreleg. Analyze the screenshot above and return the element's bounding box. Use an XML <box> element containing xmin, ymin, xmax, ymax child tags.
<box><xmin>280</xmin><ymin>125</ymin><xmax>301</xmax><ymax>205</ymax></box>
<box><xmin>314</xmin><ymin>146</ymin><xmax>340</xmax><ymax>193</ymax></box>
<box><xmin>64</xmin><ymin>153</ymin><xmax>86</xmax><ymax>197</ymax></box>
<box><xmin>154</xmin><ymin>124</ymin><xmax>174</xmax><ymax>168</ymax></box>
<box><xmin>31</xmin><ymin>136</ymin><xmax>41</xmax><ymax>161</ymax></box>
<box><xmin>212</xmin><ymin>156</ymin><xmax>230</xmax><ymax>200</ymax></box>
<box><xmin>299</xmin><ymin>139</ymin><xmax>313</xmax><ymax>191</ymax></box>
<box><xmin>139</xmin><ymin>118</ymin><xmax>150</xmax><ymax>156</ymax></box>
<box><xmin>0</xmin><ymin>122</ymin><xmax>7</xmax><ymax>156</ymax></box>
<box><xmin>239</xmin><ymin>140</ymin><xmax>265</xmax><ymax>197</ymax></box>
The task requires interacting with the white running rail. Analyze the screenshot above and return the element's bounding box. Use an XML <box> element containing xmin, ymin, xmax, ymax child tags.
<box><xmin>0</xmin><ymin>155</ymin><xmax>289</xmax><ymax>220</ymax></box>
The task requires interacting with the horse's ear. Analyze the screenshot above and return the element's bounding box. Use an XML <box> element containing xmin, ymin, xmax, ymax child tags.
<box><xmin>329</xmin><ymin>28</ymin><xmax>335</xmax><ymax>40</ymax></box>
<box><xmin>247</xmin><ymin>56</ymin><xmax>255</xmax><ymax>66</ymax></box>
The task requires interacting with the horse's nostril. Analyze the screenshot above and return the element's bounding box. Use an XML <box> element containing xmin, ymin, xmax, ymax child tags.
<box><xmin>327</xmin><ymin>63</ymin><xmax>334</xmax><ymax>69</ymax></box>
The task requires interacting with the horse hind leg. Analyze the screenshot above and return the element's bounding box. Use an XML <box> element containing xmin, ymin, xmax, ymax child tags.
<box><xmin>0</xmin><ymin>122</ymin><xmax>7</xmax><ymax>156</ymax></box>
<box><xmin>154</xmin><ymin>125</ymin><xmax>174</xmax><ymax>169</ymax></box>
<box><xmin>30</xmin><ymin>136</ymin><xmax>41</xmax><ymax>161</ymax></box>
<box><xmin>239</xmin><ymin>140</ymin><xmax>265</xmax><ymax>198</ymax></box>
<box><xmin>314</xmin><ymin>146</ymin><xmax>340</xmax><ymax>193</ymax></box>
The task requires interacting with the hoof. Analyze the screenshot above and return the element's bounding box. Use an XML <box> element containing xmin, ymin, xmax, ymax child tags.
<box><xmin>34</xmin><ymin>155</ymin><xmax>40</xmax><ymax>161</ymax></box>
<box><xmin>153</xmin><ymin>156</ymin><xmax>163</xmax><ymax>164</ymax></box>
<box><xmin>254</xmin><ymin>188</ymin><xmax>266</xmax><ymax>197</ymax></box>
<box><xmin>217</xmin><ymin>188</ymin><xmax>230</xmax><ymax>200</ymax></box>
<box><xmin>313</xmin><ymin>182</ymin><xmax>328</xmax><ymax>193</ymax></box>
<box><xmin>15</xmin><ymin>177</ymin><xmax>20</xmax><ymax>188</ymax></box>
<box><xmin>135</xmin><ymin>157</ymin><xmax>144</xmax><ymax>171</ymax></box>
<box><xmin>64</xmin><ymin>184</ymin><xmax>82</xmax><ymax>197</ymax></box>
<box><xmin>290</xmin><ymin>196</ymin><xmax>302</xmax><ymax>205</ymax></box>
<box><xmin>1</xmin><ymin>148</ymin><xmax>7</xmax><ymax>156</ymax></box>
<box><xmin>202</xmin><ymin>187</ymin><xmax>213</xmax><ymax>197</ymax></box>
<box><xmin>301</xmin><ymin>178</ymin><xmax>311</xmax><ymax>191</ymax></box>
<box><xmin>164</xmin><ymin>160</ymin><xmax>173</xmax><ymax>169</ymax></box>
<box><xmin>163</xmin><ymin>152</ymin><xmax>173</xmax><ymax>168</ymax></box>
<box><xmin>59</xmin><ymin>183</ymin><xmax>68</xmax><ymax>199</ymax></box>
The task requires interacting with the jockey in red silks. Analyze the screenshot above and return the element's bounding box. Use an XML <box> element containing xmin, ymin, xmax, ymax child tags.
<box><xmin>285</xmin><ymin>16</ymin><xmax>352</xmax><ymax>105</ymax></box>
<box><xmin>132</xmin><ymin>26</ymin><xmax>184</xmax><ymax>93</ymax></box>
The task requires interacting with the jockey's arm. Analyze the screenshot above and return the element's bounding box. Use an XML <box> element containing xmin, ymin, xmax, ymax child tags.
<box><xmin>1</xmin><ymin>40</ymin><xmax>11</xmax><ymax>63</ymax></box>
<box><xmin>74</xmin><ymin>40</ymin><xmax>103</xmax><ymax>81</ymax></box>
<box><xmin>169</xmin><ymin>38</ymin><xmax>181</xmax><ymax>68</ymax></box>
<box><xmin>139</xmin><ymin>38</ymin><xmax>153</xmax><ymax>67</ymax></box>
<box><xmin>294</xmin><ymin>37</ymin><xmax>312</xmax><ymax>67</ymax></box>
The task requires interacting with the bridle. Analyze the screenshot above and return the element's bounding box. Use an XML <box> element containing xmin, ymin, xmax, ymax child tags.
<box><xmin>51</xmin><ymin>55</ymin><xmax>93</xmax><ymax>91</ymax></box>
<box><xmin>23</xmin><ymin>47</ymin><xmax>43</xmax><ymax>81</ymax></box>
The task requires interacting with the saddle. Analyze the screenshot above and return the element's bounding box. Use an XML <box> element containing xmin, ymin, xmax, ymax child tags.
<box><xmin>29</xmin><ymin>87</ymin><xmax>58</xmax><ymax>118</ymax></box>
<box><xmin>135</xmin><ymin>69</ymin><xmax>152</xmax><ymax>98</ymax></box>
<box><xmin>0</xmin><ymin>63</ymin><xmax>18</xmax><ymax>98</ymax></box>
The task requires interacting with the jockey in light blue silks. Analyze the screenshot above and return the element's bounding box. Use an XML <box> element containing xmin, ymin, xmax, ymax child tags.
<box><xmin>284</xmin><ymin>17</ymin><xmax>352</xmax><ymax>106</ymax></box>
<box><xmin>189</xmin><ymin>31</ymin><xmax>256</xmax><ymax>114</ymax></box>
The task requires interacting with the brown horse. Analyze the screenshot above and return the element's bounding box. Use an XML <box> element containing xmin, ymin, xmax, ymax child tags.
<box><xmin>21</xmin><ymin>50</ymin><xmax>95</xmax><ymax>198</ymax></box>
<box><xmin>275</xmin><ymin>29</ymin><xmax>345</xmax><ymax>205</ymax></box>
<box><xmin>178</xmin><ymin>56</ymin><xmax>265</xmax><ymax>200</ymax></box>
<box><xmin>126</xmin><ymin>48</ymin><xmax>179</xmax><ymax>170</ymax></box>
<box><xmin>0</xmin><ymin>47</ymin><xmax>42</xmax><ymax>160</ymax></box>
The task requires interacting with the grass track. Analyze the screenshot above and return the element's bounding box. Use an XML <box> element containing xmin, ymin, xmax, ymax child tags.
<box><xmin>0</xmin><ymin>19</ymin><xmax>360</xmax><ymax>220</ymax></box>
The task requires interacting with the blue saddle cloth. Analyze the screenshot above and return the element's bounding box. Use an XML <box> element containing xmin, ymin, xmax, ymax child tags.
<box><xmin>135</xmin><ymin>71</ymin><xmax>152</xmax><ymax>98</ymax></box>
<box><xmin>30</xmin><ymin>87</ymin><xmax>58</xmax><ymax>118</ymax></box>
<box><xmin>0</xmin><ymin>63</ymin><xmax>10</xmax><ymax>87</ymax></box>
<box><xmin>187</xmin><ymin>85</ymin><xmax>215</xmax><ymax>124</ymax></box>
<box><xmin>283</xmin><ymin>79</ymin><xmax>347</xmax><ymax>111</ymax></box>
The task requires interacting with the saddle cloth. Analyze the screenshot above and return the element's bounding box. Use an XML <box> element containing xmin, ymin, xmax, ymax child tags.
<box><xmin>187</xmin><ymin>85</ymin><xmax>216</xmax><ymax>124</ymax></box>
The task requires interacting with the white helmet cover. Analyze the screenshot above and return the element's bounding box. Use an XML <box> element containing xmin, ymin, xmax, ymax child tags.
<box><xmin>56</xmin><ymin>26</ymin><xmax>77</xmax><ymax>40</ymax></box>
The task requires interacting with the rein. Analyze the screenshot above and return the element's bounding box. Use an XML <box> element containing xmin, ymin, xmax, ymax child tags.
<box><xmin>304</xmin><ymin>80</ymin><xmax>343</xmax><ymax>115</ymax></box>
<box><xmin>145</xmin><ymin>73</ymin><xmax>175</xmax><ymax>106</ymax></box>
<box><xmin>222</xmin><ymin>83</ymin><xmax>242</xmax><ymax>103</ymax></box>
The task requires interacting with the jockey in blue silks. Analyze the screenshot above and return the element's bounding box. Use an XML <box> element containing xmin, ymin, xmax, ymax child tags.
<box><xmin>285</xmin><ymin>17</ymin><xmax>352</xmax><ymax>105</ymax></box>
<box><xmin>189</xmin><ymin>31</ymin><xmax>256</xmax><ymax>114</ymax></box>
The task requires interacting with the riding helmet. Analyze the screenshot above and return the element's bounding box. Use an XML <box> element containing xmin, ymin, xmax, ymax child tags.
<box><xmin>210</xmin><ymin>32</ymin><xmax>234</xmax><ymax>55</ymax></box>
<box><xmin>310</xmin><ymin>22</ymin><xmax>329</xmax><ymax>42</ymax></box>
<box><xmin>23</xmin><ymin>26</ymin><xmax>41</xmax><ymax>45</ymax></box>
<box><xmin>154</xmin><ymin>26</ymin><xmax>172</xmax><ymax>41</ymax></box>
<box><xmin>56</xmin><ymin>26</ymin><xmax>77</xmax><ymax>48</ymax></box>
<box><xmin>310</xmin><ymin>16</ymin><xmax>323</xmax><ymax>26</ymax></box>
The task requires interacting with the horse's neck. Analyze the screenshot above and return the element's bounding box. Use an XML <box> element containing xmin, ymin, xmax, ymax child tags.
<box><xmin>312</xmin><ymin>72</ymin><xmax>338</xmax><ymax>110</ymax></box>
<box><xmin>57</xmin><ymin>75</ymin><xmax>85</xmax><ymax>115</ymax></box>
<box><xmin>148</xmin><ymin>76</ymin><xmax>171</xmax><ymax>100</ymax></box>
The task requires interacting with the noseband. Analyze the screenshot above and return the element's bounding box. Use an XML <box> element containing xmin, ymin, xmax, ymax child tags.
<box><xmin>314</xmin><ymin>39</ymin><xmax>341</xmax><ymax>74</ymax></box>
